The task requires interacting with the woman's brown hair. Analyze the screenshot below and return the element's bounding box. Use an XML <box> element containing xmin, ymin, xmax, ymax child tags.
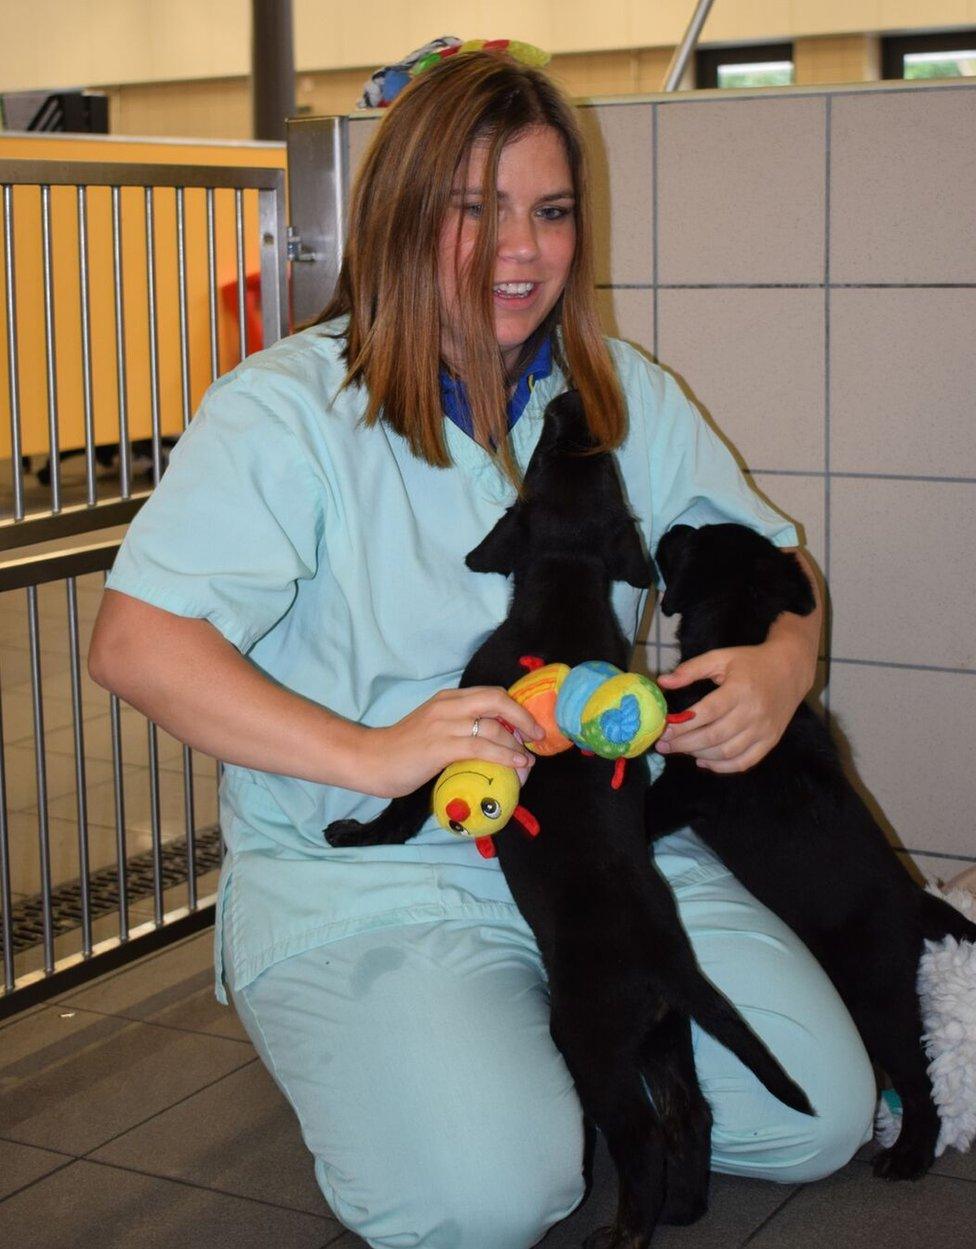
<box><xmin>315</xmin><ymin>51</ymin><xmax>626</xmax><ymax>485</ymax></box>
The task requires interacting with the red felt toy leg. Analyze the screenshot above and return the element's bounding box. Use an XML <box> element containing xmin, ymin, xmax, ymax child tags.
<box><xmin>666</xmin><ymin>710</ymin><xmax>696</xmax><ymax>725</ymax></box>
<box><xmin>518</xmin><ymin>655</ymin><xmax>545</xmax><ymax>671</ymax></box>
<box><xmin>513</xmin><ymin>806</ymin><xmax>540</xmax><ymax>838</ymax></box>
<box><xmin>475</xmin><ymin>837</ymin><xmax>497</xmax><ymax>859</ymax></box>
<box><xmin>611</xmin><ymin>758</ymin><xmax>627</xmax><ymax>790</ymax></box>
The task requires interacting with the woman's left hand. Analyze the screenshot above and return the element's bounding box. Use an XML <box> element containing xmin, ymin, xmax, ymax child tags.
<box><xmin>654</xmin><ymin>638</ymin><xmax>810</xmax><ymax>773</ymax></box>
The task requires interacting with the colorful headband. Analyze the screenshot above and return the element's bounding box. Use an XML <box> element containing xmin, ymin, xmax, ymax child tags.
<box><xmin>357</xmin><ymin>37</ymin><xmax>551</xmax><ymax>109</ymax></box>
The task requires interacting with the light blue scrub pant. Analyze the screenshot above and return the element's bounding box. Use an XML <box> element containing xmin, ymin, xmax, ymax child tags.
<box><xmin>229</xmin><ymin>830</ymin><xmax>876</xmax><ymax>1249</ymax></box>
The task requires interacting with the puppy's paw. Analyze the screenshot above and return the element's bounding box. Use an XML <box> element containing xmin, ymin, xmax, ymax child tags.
<box><xmin>659</xmin><ymin>1191</ymin><xmax>708</xmax><ymax>1226</ymax></box>
<box><xmin>871</xmin><ymin>1137</ymin><xmax>934</xmax><ymax>1181</ymax></box>
<box><xmin>324</xmin><ymin>819</ymin><xmax>372</xmax><ymax>847</ymax></box>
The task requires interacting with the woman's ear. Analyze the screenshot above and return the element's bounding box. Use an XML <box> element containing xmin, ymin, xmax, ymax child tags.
<box><xmin>466</xmin><ymin>506</ymin><xmax>521</xmax><ymax>575</ymax></box>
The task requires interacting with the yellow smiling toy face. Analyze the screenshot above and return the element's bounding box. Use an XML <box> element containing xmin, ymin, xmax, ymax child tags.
<box><xmin>432</xmin><ymin>761</ymin><xmax>521</xmax><ymax>838</ymax></box>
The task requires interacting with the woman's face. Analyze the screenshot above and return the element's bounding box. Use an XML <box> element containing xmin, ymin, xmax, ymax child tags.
<box><xmin>438</xmin><ymin>125</ymin><xmax>576</xmax><ymax>373</ymax></box>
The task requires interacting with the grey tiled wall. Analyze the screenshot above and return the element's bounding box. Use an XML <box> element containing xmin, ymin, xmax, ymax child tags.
<box><xmin>348</xmin><ymin>80</ymin><xmax>976</xmax><ymax>881</ymax></box>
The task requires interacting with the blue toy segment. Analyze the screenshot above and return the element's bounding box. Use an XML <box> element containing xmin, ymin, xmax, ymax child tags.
<box><xmin>556</xmin><ymin>660</ymin><xmax>621</xmax><ymax>747</ymax></box>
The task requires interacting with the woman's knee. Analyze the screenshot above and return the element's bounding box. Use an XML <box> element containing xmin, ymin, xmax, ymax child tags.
<box><xmin>321</xmin><ymin>1125</ymin><xmax>585</xmax><ymax>1249</ymax></box>
<box><xmin>775</xmin><ymin>1048</ymin><xmax>877</xmax><ymax>1182</ymax></box>
<box><xmin>707</xmin><ymin>1008</ymin><xmax>877</xmax><ymax>1184</ymax></box>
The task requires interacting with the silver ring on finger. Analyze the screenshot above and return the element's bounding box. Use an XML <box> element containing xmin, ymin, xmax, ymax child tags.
<box><xmin>470</xmin><ymin>717</ymin><xmax>481</xmax><ymax>738</ymax></box>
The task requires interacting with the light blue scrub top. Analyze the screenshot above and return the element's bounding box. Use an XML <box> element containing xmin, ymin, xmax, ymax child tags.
<box><xmin>105</xmin><ymin>321</ymin><xmax>798</xmax><ymax>1001</ymax></box>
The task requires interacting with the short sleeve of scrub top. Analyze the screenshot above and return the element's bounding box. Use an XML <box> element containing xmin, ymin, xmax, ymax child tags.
<box><xmin>105</xmin><ymin>323</ymin><xmax>799</xmax><ymax>1000</ymax></box>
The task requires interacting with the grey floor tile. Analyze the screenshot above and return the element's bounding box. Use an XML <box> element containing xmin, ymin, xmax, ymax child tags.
<box><xmin>92</xmin><ymin>1060</ymin><xmax>330</xmax><ymax>1217</ymax></box>
<box><xmin>57</xmin><ymin>929</ymin><xmax>248</xmax><ymax>1042</ymax></box>
<box><xmin>746</xmin><ymin>1160</ymin><xmax>975</xmax><ymax>1248</ymax></box>
<box><xmin>0</xmin><ymin>1004</ymin><xmax>253</xmax><ymax>1154</ymax></box>
<box><xmin>0</xmin><ymin>1138</ymin><xmax>73</xmax><ymax>1200</ymax></box>
<box><xmin>540</xmin><ymin>1136</ymin><xmax>798</xmax><ymax>1248</ymax></box>
<box><xmin>929</xmin><ymin>1146</ymin><xmax>976</xmax><ymax>1182</ymax></box>
<box><xmin>0</xmin><ymin>1158</ymin><xmax>337</xmax><ymax>1249</ymax></box>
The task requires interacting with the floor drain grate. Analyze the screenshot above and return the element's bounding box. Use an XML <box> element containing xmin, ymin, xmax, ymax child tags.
<box><xmin>2</xmin><ymin>825</ymin><xmax>223</xmax><ymax>955</ymax></box>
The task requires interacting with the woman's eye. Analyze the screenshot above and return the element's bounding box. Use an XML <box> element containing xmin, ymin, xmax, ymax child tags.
<box><xmin>537</xmin><ymin>205</ymin><xmax>572</xmax><ymax>221</ymax></box>
<box><xmin>463</xmin><ymin>202</ymin><xmax>484</xmax><ymax>218</ymax></box>
<box><xmin>480</xmin><ymin>798</ymin><xmax>502</xmax><ymax>819</ymax></box>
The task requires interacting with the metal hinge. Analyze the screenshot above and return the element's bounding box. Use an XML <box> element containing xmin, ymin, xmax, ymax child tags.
<box><xmin>286</xmin><ymin>226</ymin><xmax>316</xmax><ymax>262</ymax></box>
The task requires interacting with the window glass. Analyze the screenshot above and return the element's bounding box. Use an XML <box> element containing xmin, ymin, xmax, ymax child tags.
<box><xmin>716</xmin><ymin>60</ymin><xmax>794</xmax><ymax>89</ymax></box>
<box><xmin>903</xmin><ymin>49</ymin><xmax>976</xmax><ymax>79</ymax></box>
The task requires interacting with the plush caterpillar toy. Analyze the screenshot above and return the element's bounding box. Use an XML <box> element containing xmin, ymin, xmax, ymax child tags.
<box><xmin>432</xmin><ymin>657</ymin><xmax>676</xmax><ymax>857</ymax></box>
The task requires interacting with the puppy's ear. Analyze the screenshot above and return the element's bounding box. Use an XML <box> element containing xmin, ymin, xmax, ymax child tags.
<box><xmin>466</xmin><ymin>506</ymin><xmax>520</xmax><ymax>576</ymax></box>
<box><xmin>756</xmin><ymin>549</ymin><xmax>816</xmax><ymax>618</ymax></box>
<box><xmin>656</xmin><ymin>525</ymin><xmax>696</xmax><ymax>616</ymax></box>
<box><xmin>609</xmin><ymin>518</ymin><xmax>655</xmax><ymax>588</ymax></box>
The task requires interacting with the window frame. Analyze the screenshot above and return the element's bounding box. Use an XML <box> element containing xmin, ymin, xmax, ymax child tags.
<box><xmin>695</xmin><ymin>42</ymin><xmax>795</xmax><ymax>91</ymax></box>
<box><xmin>881</xmin><ymin>29</ymin><xmax>976</xmax><ymax>80</ymax></box>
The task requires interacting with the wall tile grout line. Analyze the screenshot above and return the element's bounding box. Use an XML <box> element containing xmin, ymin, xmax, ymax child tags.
<box><xmin>827</xmin><ymin>656</ymin><xmax>976</xmax><ymax>676</ymax></box>
<box><xmin>824</xmin><ymin>92</ymin><xmax>833</xmax><ymax>720</ymax></box>
<box><xmin>658</xmin><ymin>642</ymin><xmax>976</xmax><ymax>677</ymax></box>
<box><xmin>746</xmin><ymin>470</ymin><xmax>976</xmax><ymax>484</ymax></box>
<box><xmin>897</xmin><ymin>848</ymin><xmax>976</xmax><ymax>864</ymax></box>
<box><xmin>595</xmin><ymin>282</ymin><xmax>976</xmax><ymax>289</ymax></box>
<box><xmin>651</xmin><ymin>100</ymin><xmax>661</xmax><ymax>661</ymax></box>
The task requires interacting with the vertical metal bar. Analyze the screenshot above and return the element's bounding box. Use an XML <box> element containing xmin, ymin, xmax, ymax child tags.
<box><xmin>109</xmin><ymin>691</ymin><xmax>128</xmax><ymax>940</ymax></box>
<box><xmin>0</xmin><ymin>687</ymin><xmax>14</xmax><ymax>992</ymax></box>
<box><xmin>144</xmin><ymin>187</ymin><xmax>162</xmax><ymax>486</ymax></box>
<box><xmin>258</xmin><ymin>180</ymin><xmax>287</xmax><ymax>345</ymax></box>
<box><xmin>111</xmin><ymin>185</ymin><xmax>132</xmax><ymax>498</ymax></box>
<box><xmin>2</xmin><ymin>184</ymin><xmax>25</xmax><ymax>521</ymax></box>
<box><xmin>175</xmin><ymin>179</ymin><xmax>199</xmax><ymax>906</ymax></box>
<box><xmin>235</xmin><ymin>188</ymin><xmax>247</xmax><ymax>361</ymax></box>
<box><xmin>662</xmin><ymin>0</ymin><xmax>717</xmax><ymax>91</ymax></box>
<box><xmin>40</xmin><ymin>185</ymin><xmax>62</xmax><ymax>513</ymax></box>
<box><xmin>206</xmin><ymin>187</ymin><xmax>219</xmax><ymax>386</ymax></box>
<box><xmin>77</xmin><ymin>186</ymin><xmax>97</xmax><ymax>506</ymax></box>
<box><xmin>66</xmin><ymin>577</ymin><xmax>92</xmax><ymax>955</ymax></box>
<box><xmin>147</xmin><ymin>722</ymin><xmax>163</xmax><ymax>924</ymax></box>
<box><xmin>183</xmin><ymin>744</ymin><xmax>197</xmax><ymax>909</ymax></box>
<box><xmin>176</xmin><ymin>185</ymin><xmax>191</xmax><ymax>432</ymax></box>
<box><xmin>26</xmin><ymin>586</ymin><xmax>54</xmax><ymax>973</ymax></box>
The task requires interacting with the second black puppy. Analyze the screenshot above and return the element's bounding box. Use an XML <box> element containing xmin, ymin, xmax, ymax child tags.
<box><xmin>328</xmin><ymin>394</ymin><xmax>812</xmax><ymax>1248</ymax></box>
<box><xmin>648</xmin><ymin>522</ymin><xmax>976</xmax><ymax>1182</ymax></box>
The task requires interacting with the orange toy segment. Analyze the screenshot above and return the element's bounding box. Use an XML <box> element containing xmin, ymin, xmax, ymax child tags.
<box><xmin>508</xmin><ymin>662</ymin><xmax>573</xmax><ymax>756</ymax></box>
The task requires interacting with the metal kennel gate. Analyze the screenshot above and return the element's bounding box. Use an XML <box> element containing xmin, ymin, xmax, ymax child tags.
<box><xmin>0</xmin><ymin>156</ymin><xmax>287</xmax><ymax>1016</ymax></box>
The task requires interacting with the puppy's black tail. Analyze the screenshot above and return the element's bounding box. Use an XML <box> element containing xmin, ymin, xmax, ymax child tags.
<box><xmin>919</xmin><ymin>891</ymin><xmax>976</xmax><ymax>945</ymax></box>
<box><xmin>681</xmin><ymin>977</ymin><xmax>815</xmax><ymax>1117</ymax></box>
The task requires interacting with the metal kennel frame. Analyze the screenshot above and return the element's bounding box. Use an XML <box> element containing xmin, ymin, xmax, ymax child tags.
<box><xmin>0</xmin><ymin>157</ymin><xmax>287</xmax><ymax>1015</ymax></box>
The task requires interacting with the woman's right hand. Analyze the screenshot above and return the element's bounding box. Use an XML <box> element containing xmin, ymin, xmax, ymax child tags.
<box><xmin>359</xmin><ymin>686</ymin><xmax>545</xmax><ymax>798</ymax></box>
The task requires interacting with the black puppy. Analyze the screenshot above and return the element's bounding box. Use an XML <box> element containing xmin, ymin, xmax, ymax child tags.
<box><xmin>647</xmin><ymin>521</ymin><xmax>976</xmax><ymax>1182</ymax></box>
<box><xmin>328</xmin><ymin>395</ymin><xmax>812</xmax><ymax>1248</ymax></box>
